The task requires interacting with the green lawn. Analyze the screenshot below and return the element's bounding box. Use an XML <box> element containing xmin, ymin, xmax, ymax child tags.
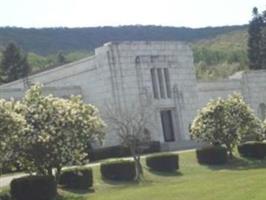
<box><xmin>59</xmin><ymin>151</ymin><xmax>266</xmax><ymax>200</ymax></box>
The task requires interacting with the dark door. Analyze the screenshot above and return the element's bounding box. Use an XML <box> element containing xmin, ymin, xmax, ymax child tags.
<box><xmin>160</xmin><ymin>110</ymin><xmax>175</xmax><ymax>142</ymax></box>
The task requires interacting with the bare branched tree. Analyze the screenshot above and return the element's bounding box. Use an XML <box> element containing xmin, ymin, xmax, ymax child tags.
<box><xmin>105</xmin><ymin>101</ymin><xmax>153</xmax><ymax>181</ymax></box>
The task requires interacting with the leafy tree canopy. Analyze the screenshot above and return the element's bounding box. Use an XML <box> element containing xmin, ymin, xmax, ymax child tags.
<box><xmin>17</xmin><ymin>84</ymin><xmax>105</xmax><ymax>179</ymax></box>
<box><xmin>0</xmin><ymin>99</ymin><xmax>27</xmax><ymax>171</ymax></box>
<box><xmin>190</xmin><ymin>93</ymin><xmax>263</xmax><ymax>157</ymax></box>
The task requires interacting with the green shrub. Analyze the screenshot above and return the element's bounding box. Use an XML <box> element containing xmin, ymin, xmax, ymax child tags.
<box><xmin>196</xmin><ymin>146</ymin><xmax>228</xmax><ymax>165</ymax></box>
<box><xmin>238</xmin><ymin>142</ymin><xmax>266</xmax><ymax>159</ymax></box>
<box><xmin>59</xmin><ymin>167</ymin><xmax>93</xmax><ymax>189</ymax></box>
<box><xmin>146</xmin><ymin>153</ymin><xmax>179</xmax><ymax>172</ymax></box>
<box><xmin>100</xmin><ymin>160</ymin><xmax>136</xmax><ymax>181</ymax></box>
<box><xmin>10</xmin><ymin>176</ymin><xmax>56</xmax><ymax>200</ymax></box>
<box><xmin>190</xmin><ymin>93</ymin><xmax>263</xmax><ymax>157</ymax></box>
<box><xmin>0</xmin><ymin>192</ymin><xmax>11</xmax><ymax>200</ymax></box>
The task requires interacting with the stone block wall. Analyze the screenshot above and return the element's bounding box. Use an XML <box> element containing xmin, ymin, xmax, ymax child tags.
<box><xmin>99</xmin><ymin>42</ymin><xmax>199</xmax><ymax>147</ymax></box>
<box><xmin>197</xmin><ymin>80</ymin><xmax>242</xmax><ymax>108</ymax></box>
<box><xmin>241</xmin><ymin>70</ymin><xmax>266</xmax><ymax>117</ymax></box>
<box><xmin>196</xmin><ymin>70</ymin><xmax>266</xmax><ymax>121</ymax></box>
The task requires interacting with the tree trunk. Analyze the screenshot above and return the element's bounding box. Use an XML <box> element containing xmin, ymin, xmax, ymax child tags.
<box><xmin>228</xmin><ymin>149</ymin><xmax>233</xmax><ymax>159</ymax></box>
<box><xmin>0</xmin><ymin>164</ymin><xmax>2</xmax><ymax>177</ymax></box>
<box><xmin>134</xmin><ymin>155</ymin><xmax>143</xmax><ymax>181</ymax></box>
<box><xmin>55</xmin><ymin>166</ymin><xmax>61</xmax><ymax>184</ymax></box>
<box><xmin>47</xmin><ymin>167</ymin><xmax>53</xmax><ymax>177</ymax></box>
<box><xmin>129</xmin><ymin>145</ymin><xmax>143</xmax><ymax>181</ymax></box>
<box><xmin>227</xmin><ymin>144</ymin><xmax>233</xmax><ymax>159</ymax></box>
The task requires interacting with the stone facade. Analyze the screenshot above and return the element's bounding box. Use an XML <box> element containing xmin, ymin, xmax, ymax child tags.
<box><xmin>1</xmin><ymin>41</ymin><xmax>266</xmax><ymax>150</ymax></box>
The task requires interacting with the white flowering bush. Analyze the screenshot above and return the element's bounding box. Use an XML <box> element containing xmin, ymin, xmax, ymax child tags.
<box><xmin>18</xmin><ymin>84</ymin><xmax>105</xmax><ymax>179</ymax></box>
<box><xmin>190</xmin><ymin>93</ymin><xmax>263</xmax><ymax>157</ymax></box>
<box><xmin>0</xmin><ymin>99</ymin><xmax>27</xmax><ymax>173</ymax></box>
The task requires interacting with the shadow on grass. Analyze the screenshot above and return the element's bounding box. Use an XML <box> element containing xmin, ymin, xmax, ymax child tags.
<box><xmin>101</xmin><ymin>177</ymin><xmax>139</xmax><ymax>186</ymax></box>
<box><xmin>59</xmin><ymin>187</ymin><xmax>95</xmax><ymax>195</ymax></box>
<box><xmin>147</xmin><ymin>169</ymin><xmax>183</xmax><ymax>177</ymax></box>
<box><xmin>203</xmin><ymin>156</ymin><xmax>266</xmax><ymax>171</ymax></box>
<box><xmin>56</xmin><ymin>193</ymin><xmax>86</xmax><ymax>200</ymax></box>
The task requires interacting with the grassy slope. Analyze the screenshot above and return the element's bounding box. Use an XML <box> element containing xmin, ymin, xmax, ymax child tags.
<box><xmin>59</xmin><ymin>151</ymin><xmax>266</xmax><ymax>200</ymax></box>
<box><xmin>193</xmin><ymin>30</ymin><xmax>248</xmax><ymax>51</ymax></box>
<box><xmin>192</xmin><ymin>30</ymin><xmax>249</xmax><ymax>80</ymax></box>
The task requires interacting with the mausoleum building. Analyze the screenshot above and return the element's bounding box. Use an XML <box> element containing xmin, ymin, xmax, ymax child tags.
<box><xmin>1</xmin><ymin>41</ymin><xmax>266</xmax><ymax>150</ymax></box>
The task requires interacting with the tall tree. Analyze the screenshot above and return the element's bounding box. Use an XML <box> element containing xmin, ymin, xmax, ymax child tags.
<box><xmin>260</xmin><ymin>27</ymin><xmax>266</xmax><ymax>67</ymax></box>
<box><xmin>0</xmin><ymin>43</ymin><xmax>31</xmax><ymax>83</ymax></box>
<box><xmin>56</xmin><ymin>51</ymin><xmax>66</xmax><ymax>65</ymax></box>
<box><xmin>248</xmin><ymin>7</ymin><xmax>264</xmax><ymax>69</ymax></box>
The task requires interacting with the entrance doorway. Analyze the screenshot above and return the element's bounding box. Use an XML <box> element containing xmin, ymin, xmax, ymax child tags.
<box><xmin>160</xmin><ymin>110</ymin><xmax>175</xmax><ymax>142</ymax></box>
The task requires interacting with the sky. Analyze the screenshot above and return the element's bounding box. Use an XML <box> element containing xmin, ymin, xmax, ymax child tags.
<box><xmin>0</xmin><ymin>0</ymin><xmax>265</xmax><ymax>28</ymax></box>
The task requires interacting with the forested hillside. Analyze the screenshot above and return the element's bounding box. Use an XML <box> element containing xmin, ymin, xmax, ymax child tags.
<box><xmin>0</xmin><ymin>25</ymin><xmax>248</xmax><ymax>80</ymax></box>
<box><xmin>0</xmin><ymin>25</ymin><xmax>247</xmax><ymax>55</ymax></box>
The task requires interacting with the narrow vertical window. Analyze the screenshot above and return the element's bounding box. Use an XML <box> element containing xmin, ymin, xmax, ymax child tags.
<box><xmin>164</xmin><ymin>68</ymin><xmax>171</xmax><ymax>98</ymax></box>
<box><xmin>151</xmin><ymin>68</ymin><xmax>159</xmax><ymax>99</ymax></box>
<box><xmin>157</xmin><ymin>68</ymin><xmax>166</xmax><ymax>98</ymax></box>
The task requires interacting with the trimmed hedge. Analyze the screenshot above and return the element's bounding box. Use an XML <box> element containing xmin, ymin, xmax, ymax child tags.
<box><xmin>1</xmin><ymin>161</ymin><xmax>23</xmax><ymax>175</ymax></box>
<box><xmin>196</xmin><ymin>146</ymin><xmax>228</xmax><ymax>165</ymax></box>
<box><xmin>238</xmin><ymin>142</ymin><xmax>266</xmax><ymax>159</ymax></box>
<box><xmin>146</xmin><ymin>153</ymin><xmax>179</xmax><ymax>172</ymax></box>
<box><xmin>88</xmin><ymin>141</ymin><xmax>161</xmax><ymax>161</ymax></box>
<box><xmin>0</xmin><ymin>193</ymin><xmax>11</xmax><ymax>200</ymax></box>
<box><xmin>59</xmin><ymin>167</ymin><xmax>93</xmax><ymax>189</ymax></box>
<box><xmin>10</xmin><ymin>176</ymin><xmax>56</xmax><ymax>200</ymax></box>
<box><xmin>100</xmin><ymin>160</ymin><xmax>136</xmax><ymax>181</ymax></box>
